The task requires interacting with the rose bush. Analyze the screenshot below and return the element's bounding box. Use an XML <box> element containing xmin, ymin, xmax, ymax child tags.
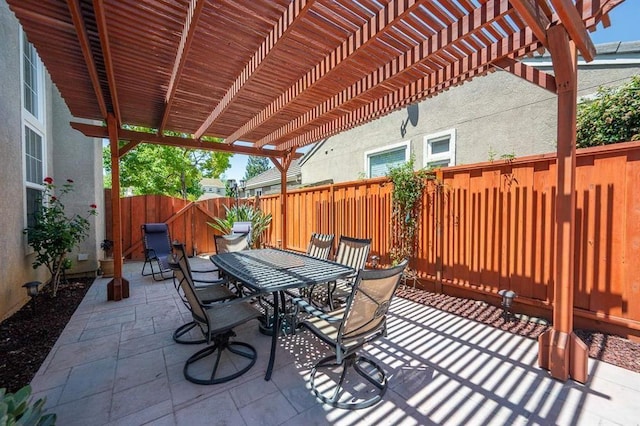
<box><xmin>23</xmin><ymin>178</ymin><xmax>97</xmax><ymax>296</ymax></box>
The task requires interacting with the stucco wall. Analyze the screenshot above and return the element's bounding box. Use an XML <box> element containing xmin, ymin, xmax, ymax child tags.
<box><xmin>0</xmin><ymin>2</ymin><xmax>103</xmax><ymax>320</ymax></box>
<box><xmin>301</xmin><ymin>60</ymin><xmax>640</xmax><ymax>184</ymax></box>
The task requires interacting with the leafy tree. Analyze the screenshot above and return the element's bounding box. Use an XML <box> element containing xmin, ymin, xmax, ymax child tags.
<box><xmin>243</xmin><ymin>156</ymin><xmax>271</xmax><ymax>181</ymax></box>
<box><xmin>577</xmin><ymin>75</ymin><xmax>640</xmax><ymax>148</ymax></box>
<box><xmin>103</xmin><ymin>138</ymin><xmax>231</xmax><ymax>200</ymax></box>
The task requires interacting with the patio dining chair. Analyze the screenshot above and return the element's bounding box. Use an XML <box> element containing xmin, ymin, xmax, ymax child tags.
<box><xmin>293</xmin><ymin>233</ymin><xmax>335</xmax><ymax>303</ymax></box>
<box><xmin>301</xmin><ymin>259</ymin><xmax>408</xmax><ymax>409</ymax></box>
<box><xmin>307</xmin><ymin>235</ymin><xmax>371</xmax><ymax>310</ymax></box>
<box><xmin>168</xmin><ymin>257</ymin><xmax>261</xmax><ymax>385</ymax></box>
<box><xmin>214</xmin><ymin>233</ymin><xmax>250</xmax><ymax>254</ymax></box>
<box><xmin>141</xmin><ymin>223</ymin><xmax>173</xmax><ymax>281</ymax></box>
<box><xmin>172</xmin><ymin>242</ymin><xmax>236</xmax><ymax>344</ymax></box>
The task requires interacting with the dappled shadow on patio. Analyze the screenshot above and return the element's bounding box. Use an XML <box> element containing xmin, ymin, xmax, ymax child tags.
<box><xmin>28</xmin><ymin>259</ymin><xmax>640</xmax><ymax>425</ymax></box>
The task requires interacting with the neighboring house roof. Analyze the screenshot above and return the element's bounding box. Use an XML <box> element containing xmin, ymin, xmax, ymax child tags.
<box><xmin>525</xmin><ymin>40</ymin><xmax>640</xmax><ymax>63</ymax></box>
<box><xmin>246</xmin><ymin>158</ymin><xmax>302</xmax><ymax>189</ymax></box>
<box><xmin>200</xmin><ymin>178</ymin><xmax>225</xmax><ymax>188</ymax></box>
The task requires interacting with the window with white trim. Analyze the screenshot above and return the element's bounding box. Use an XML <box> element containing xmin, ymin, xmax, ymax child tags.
<box><xmin>364</xmin><ymin>141</ymin><xmax>410</xmax><ymax>178</ymax></box>
<box><xmin>424</xmin><ymin>129</ymin><xmax>455</xmax><ymax>168</ymax></box>
<box><xmin>21</xmin><ymin>32</ymin><xmax>46</xmax><ymax>232</ymax></box>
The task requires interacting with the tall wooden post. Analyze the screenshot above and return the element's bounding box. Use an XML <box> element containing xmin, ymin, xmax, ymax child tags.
<box><xmin>106</xmin><ymin>114</ymin><xmax>130</xmax><ymax>301</ymax></box>
<box><xmin>537</xmin><ymin>25</ymin><xmax>587</xmax><ymax>383</ymax></box>
<box><xmin>270</xmin><ymin>151</ymin><xmax>293</xmax><ymax>249</ymax></box>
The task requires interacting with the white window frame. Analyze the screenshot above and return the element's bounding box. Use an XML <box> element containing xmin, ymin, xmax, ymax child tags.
<box><xmin>21</xmin><ymin>31</ymin><xmax>47</xmax><ymax>233</ymax></box>
<box><xmin>423</xmin><ymin>129</ymin><xmax>456</xmax><ymax>168</ymax></box>
<box><xmin>364</xmin><ymin>140</ymin><xmax>410</xmax><ymax>178</ymax></box>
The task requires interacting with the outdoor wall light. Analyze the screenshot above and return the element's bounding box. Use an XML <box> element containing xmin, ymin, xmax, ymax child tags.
<box><xmin>23</xmin><ymin>281</ymin><xmax>41</xmax><ymax>315</ymax></box>
<box><xmin>498</xmin><ymin>289</ymin><xmax>517</xmax><ymax>320</ymax></box>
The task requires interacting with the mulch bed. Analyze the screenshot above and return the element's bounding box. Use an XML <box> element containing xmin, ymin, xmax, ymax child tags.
<box><xmin>396</xmin><ymin>286</ymin><xmax>640</xmax><ymax>374</ymax></box>
<box><xmin>0</xmin><ymin>279</ymin><xmax>92</xmax><ymax>394</ymax></box>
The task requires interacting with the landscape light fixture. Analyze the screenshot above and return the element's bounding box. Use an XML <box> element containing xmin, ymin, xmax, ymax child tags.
<box><xmin>498</xmin><ymin>289</ymin><xmax>517</xmax><ymax>321</ymax></box>
<box><xmin>22</xmin><ymin>281</ymin><xmax>41</xmax><ymax>315</ymax></box>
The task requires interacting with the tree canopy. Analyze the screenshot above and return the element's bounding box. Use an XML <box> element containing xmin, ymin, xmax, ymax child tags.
<box><xmin>243</xmin><ymin>156</ymin><xmax>271</xmax><ymax>181</ymax></box>
<box><xmin>103</xmin><ymin>142</ymin><xmax>231</xmax><ymax>200</ymax></box>
<box><xmin>577</xmin><ymin>75</ymin><xmax>640</xmax><ymax>148</ymax></box>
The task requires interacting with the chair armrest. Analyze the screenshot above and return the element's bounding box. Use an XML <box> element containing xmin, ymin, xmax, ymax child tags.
<box><xmin>292</xmin><ymin>297</ymin><xmax>342</xmax><ymax>322</ymax></box>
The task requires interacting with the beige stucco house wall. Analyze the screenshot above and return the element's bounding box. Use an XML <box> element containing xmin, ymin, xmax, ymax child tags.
<box><xmin>0</xmin><ymin>1</ymin><xmax>104</xmax><ymax>320</ymax></box>
<box><xmin>301</xmin><ymin>42</ymin><xmax>640</xmax><ymax>184</ymax></box>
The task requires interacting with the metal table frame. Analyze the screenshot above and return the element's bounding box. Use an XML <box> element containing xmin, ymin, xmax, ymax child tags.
<box><xmin>210</xmin><ymin>248</ymin><xmax>354</xmax><ymax>381</ymax></box>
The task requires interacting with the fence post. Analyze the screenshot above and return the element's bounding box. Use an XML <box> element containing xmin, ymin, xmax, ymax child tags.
<box><xmin>435</xmin><ymin>170</ymin><xmax>444</xmax><ymax>293</ymax></box>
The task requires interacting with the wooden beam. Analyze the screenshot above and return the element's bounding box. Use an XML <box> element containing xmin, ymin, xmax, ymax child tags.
<box><xmin>549</xmin><ymin>0</ymin><xmax>596</xmax><ymax>61</ymax></box>
<box><xmin>537</xmin><ymin>24</ymin><xmax>588</xmax><ymax>384</ymax></box>
<box><xmin>66</xmin><ymin>0</ymin><xmax>108</xmax><ymax>118</ymax></box>
<box><xmin>509</xmin><ymin>0</ymin><xmax>551</xmax><ymax>46</ymax></box>
<box><xmin>118</xmin><ymin>140</ymin><xmax>140</xmax><ymax>157</ymax></box>
<box><xmin>106</xmin><ymin>114</ymin><xmax>130</xmax><ymax>301</ymax></box>
<box><xmin>93</xmin><ymin>0</ymin><xmax>121</xmax><ymax>124</ymax></box>
<box><xmin>255</xmin><ymin>0</ymin><xmax>513</xmax><ymax>148</ymax></box>
<box><xmin>493</xmin><ymin>57</ymin><xmax>557</xmax><ymax>93</ymax></box>
<box><xmin>223</xmin><ymin>0</ymin><xmax>424</xmax><ymax>145</ymax></box>
<box><xmin>69</xmin><ymin>122</ymin><xmax>301</xmax><ymax>159</ymax></box>
<box><xmin>194</xmin><ymin>0</ymin><xmax>317</xmax><ymax>139</ymax></box>
<box><xmin>158</xmin><ymin>0</ymin><xmax>205</xmax><ymax>133</ymax></box>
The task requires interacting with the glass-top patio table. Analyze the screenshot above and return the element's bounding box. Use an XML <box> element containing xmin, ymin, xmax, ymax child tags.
<box><xmin>210</xmin><ymin>248</ymin><xmax>354</xmax><ymax>381</ymax></box>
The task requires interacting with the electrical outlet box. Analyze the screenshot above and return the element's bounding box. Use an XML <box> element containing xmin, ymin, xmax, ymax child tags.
<box><xmin>77</xmin><ymin>253</ymin><xmax>89</xmax><ymax>261</ymax></box>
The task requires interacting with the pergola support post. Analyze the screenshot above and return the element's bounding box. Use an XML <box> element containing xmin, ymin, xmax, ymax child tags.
<box><xmin>270</xmin><ymin>151</ymin><xmax>293</xmax><ymax>249</ymax></box>
<box><xmin>106</xmin><ymin>114</ymin><xmax>130</xmax><ymax>301</ymax></box>
<box><xmin>537</xmin><ymin>24</ymin><xmax>587</xmax><ymax>383</ymax></box>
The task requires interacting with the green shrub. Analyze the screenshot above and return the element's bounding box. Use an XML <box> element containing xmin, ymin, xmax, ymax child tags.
<box><xmin>207</xmin><ymin>203</ymin><xmax>272</xmax><ymax>248</ymax></box>
<box><xmin>0</xmin><ymin>385</ymin><xmax>56</xmax><ymax>425</ymax></box>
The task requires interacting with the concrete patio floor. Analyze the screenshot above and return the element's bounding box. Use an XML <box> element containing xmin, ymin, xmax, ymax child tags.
<box><xmin>29</xmin><ymin>259</ymin><xmax>640</xmax><ymax>426</ymax></box>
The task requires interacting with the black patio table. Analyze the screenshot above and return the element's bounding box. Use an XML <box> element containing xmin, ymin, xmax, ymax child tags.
<box><xmin>210</xmin><ymin>248</ymin><xmax>354</xmax><ymax>381</ymax></box>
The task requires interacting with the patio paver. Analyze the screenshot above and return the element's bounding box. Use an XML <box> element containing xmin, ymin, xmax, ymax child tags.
<box><xmin>29</xmin><ymin>259</ymin><xmax>640</xmax><ymax>425</ymax></box>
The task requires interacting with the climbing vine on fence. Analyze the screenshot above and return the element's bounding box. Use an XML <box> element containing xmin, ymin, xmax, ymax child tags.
<box><xmin>387</xmin><ymin>157</ymin><xmax>434</xmax><ymax>265</ymax></box>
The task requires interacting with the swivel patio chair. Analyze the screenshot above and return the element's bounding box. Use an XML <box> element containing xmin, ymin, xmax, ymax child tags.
<box><xmin>293</xmin><ymin>233</ymin><xmax>335</xmax><ymax>303</ymax></box>
<box><xmin>169</xmin><ymin>258</ymin><xmax>261</xmax><ymax>385</ymax></box>
<box><xmin>172</xmin><ymin>242</ymin><xmax>236</xmax><ymax>344</ymax></box>
<box><xmin>141</xmin><ymin>223</ymin><xmax>173</xmax><ymax>281</ymax></box>
<box><xmin>301</xmin><ymin>259</ymin><xmax>408</xmax><ymax>409</ymax></box>
<box><xmin>214</xmin><ymin>233</ymin><xmax>250</xmax><ymax>254</ymax></box>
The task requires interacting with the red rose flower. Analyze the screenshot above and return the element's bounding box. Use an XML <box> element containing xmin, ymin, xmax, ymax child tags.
<box><xmin>50</xmin><ymin>196</ymin><xmax>57</xmax><ymax>201</ymax></box>
<box><xmin>44</xmin><ymin>177</ymin><xmax>53</xmax><ymax>184</ymax></box>
<box><xmin>90</xmin><ymin>204</ymin><xmax>97</xmax><ymax>209</ymax></box>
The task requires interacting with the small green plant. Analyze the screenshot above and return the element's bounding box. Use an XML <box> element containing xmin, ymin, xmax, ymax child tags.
<box><xmin>207</xmin><ymin>204</ymin><xmax>272</xmax><ymax>248</ymax></box>
<box><xmin>488</xmin><ymin>146</ymin><xmax>496</xmax><ymax>162</ymax></box>
<box><xmin>23</xmin><ymin>178</ymin><xmax>97</xmax><ymax>297</ymax></box>
<box><xmin>100</xmin><ymin>239</ymin><xmax>114</xmax><ymax>259</ymax></box>
<box><xmin>387</xmin><ymin>156</ymin><xmax>434</xmax><ymax>265</ymax></box>
<box><xmin>0</xmin><ymin>385</ymin><xmax>56</xmax><ymax>425</ymax></box>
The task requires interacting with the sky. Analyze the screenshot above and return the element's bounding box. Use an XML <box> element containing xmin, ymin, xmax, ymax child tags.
<box><xmin>222</xmin><ymin>0</ymin><xmax>640</xmax><ymax>182</ymax></box>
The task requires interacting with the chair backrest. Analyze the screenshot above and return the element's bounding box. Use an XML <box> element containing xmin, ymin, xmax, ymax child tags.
<box><xmin>142</xmin><ymin>223</ymin><xmax>172</xmax><ymax>257</ymax></box>
<box><xmin>339</xmin><ymin>259</ymin><xmax>408</xmax><ymax>344</ymax></box>
<box><xmin>214</xmin><ymin>234</ymin><xmax>250</xmax><ymax>254</ymax></box>
<box><xmin>306</xmin><ymin>233</ymin><xmax>334</xmax><ymax>260</ymax></box>
<box><xmin>172</xmin><ymin>242</ymin><xmax>194</xmax><ymax>277</ymax></box>
<box><xmin>168</xmin><ymin>256</ymin><xmax>208</xmax><ymax>327</ymax></box>
<box><xmin>335</xmin><ymin>235</ymin><xmax>371</xmax><ymax>270</ymax></box>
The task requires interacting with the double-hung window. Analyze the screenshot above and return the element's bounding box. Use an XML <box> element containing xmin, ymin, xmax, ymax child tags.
<box><xmin>22</xmin><ymin>31</ymin><xmax>46</xmax><ymax>232</ymax></box>
<box><xmin>364</xmin><ymin>141</ymin><xmax>410</xmax><ymax>178</ymax></box>
<box><xmin>424</xmin><ymin>129</ymin><xmax>456</xmax><ymax>168</ymax></box>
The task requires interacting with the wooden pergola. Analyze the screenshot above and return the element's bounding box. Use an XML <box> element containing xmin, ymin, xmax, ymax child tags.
<box><xmin>8</xmin><ymin>0</ymin><xmax>624</xmax><ymax>383</ymax></box>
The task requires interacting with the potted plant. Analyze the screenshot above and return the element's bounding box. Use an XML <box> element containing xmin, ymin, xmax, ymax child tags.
<box><xmin>99</xmin><ymin>239</ymin><xmax>115</xmax><ymax>277</ymax></box>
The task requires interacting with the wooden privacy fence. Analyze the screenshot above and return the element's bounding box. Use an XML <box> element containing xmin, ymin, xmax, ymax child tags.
<box><xmin>259</xmin><ymin>141</ymin><xmax>640</xmax><ymax>336</ymax></box>
<box><xmin>105</xmin><ymin>191</ymin><xmax>236</xmax><ymax>260</ymax></box>
<box><xmin>106</xmin><ymin>141</ymin><xmax>640</xmax><ymax>336</ymax></box>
